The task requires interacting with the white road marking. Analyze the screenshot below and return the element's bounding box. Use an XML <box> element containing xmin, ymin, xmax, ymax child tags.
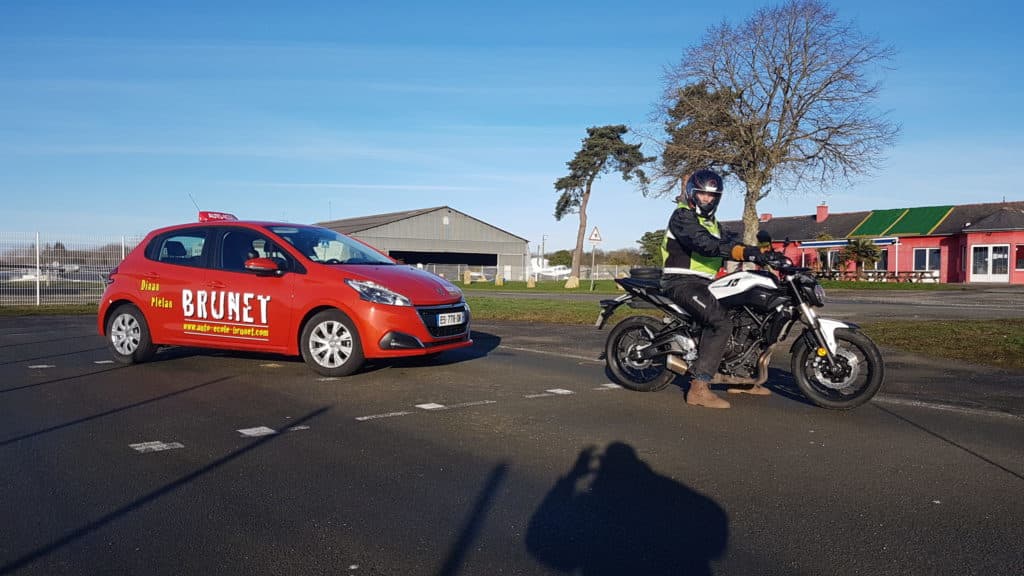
<box><xmin>318</xmin><ymin>377</ymin><xmax>341</xmax><ymax>382</ymax></box>
<box><xmin>130</xmin><ymin>441</ymin><xmax>184</xmax><ymax>453</ymax></box>
<box><xmin>874</xmin><ymin>396</ymin><xmax>1023</xmax><ymax>420</ymax></box>
<box><xmin>594</xmin><ymin>383</ymin><xmax>622</xmax><ymax>390</ymax></box>
<box><xmin>260</xmin><ymin>363</ymin><xmax>283</xmax><ymax>368</ymax></box>
<box><xmin>498</xmin><ymin>345</ymin><xmax>599</xmax><ymax>363</ymax></box>
<box><xmin>524</xmin><ymin>393</ymin><xmax>554</xmax><ymax>399</ymax></box>
<box><xmin>546</xmin><ymin>389</ymin><xmax>574</xmax><ymax>395</ymax></box>
<box><xmin>445</xmin><ymin>400</ymin><xmax>497</xmax><ymax>409</ymax></box>
<box><xmin>28</xmin><ymin>364</ymin><xmax>55</xmax><ymax>369</ymax></box>
<box><xmin>93</xmin><ymin>360</ymin><xmax>115</xmax><ymax>365</ymax></box>
<box><xmin>355</xmin><ymin>411</ymin><xmax>412</xmax><ymax>422</ymax></box>
<box><xmin>415</xmin><ymin>403</ymin><xmax>446</xmax><ymax>410</ymax></box>
<box><xmin>287</xmin><ymin>425</ymin><xmax>311</xmax><ymax>432</ymax></box>
<box><xmin>237</xmin><ymin>426</ymin><xmax>278</xmax><ymax>437</ymax></box>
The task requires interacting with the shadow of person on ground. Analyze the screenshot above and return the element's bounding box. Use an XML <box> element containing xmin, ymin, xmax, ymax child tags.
<box><xmin>526</xmin><ymin>442</ymin><xmax>729</xmax><ymax>576</ymax></box>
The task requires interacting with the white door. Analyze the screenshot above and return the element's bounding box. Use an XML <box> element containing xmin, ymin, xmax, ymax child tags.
<box><xmin>970</xmin><ymin>245</ymin><xmax>1010</xmax><ymax>283</ymax></box>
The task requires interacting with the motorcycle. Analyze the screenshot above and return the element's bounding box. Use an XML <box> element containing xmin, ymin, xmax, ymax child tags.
<box><xmin>595</xmin><ymin>236</ymin><xmax>884</xmax><ymax>410</ymax></box>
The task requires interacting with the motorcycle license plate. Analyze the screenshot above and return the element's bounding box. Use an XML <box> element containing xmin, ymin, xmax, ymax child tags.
<box><xmin>437</xmin><ymin>312</ymin><xmax>464</xmax><ymax>327</ymax></box>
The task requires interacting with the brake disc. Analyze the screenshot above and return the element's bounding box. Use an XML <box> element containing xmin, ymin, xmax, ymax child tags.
<box><xmin>812</xmin><ymin>349</ymin><xmax>861</xmax><ymax>391</ymax></box>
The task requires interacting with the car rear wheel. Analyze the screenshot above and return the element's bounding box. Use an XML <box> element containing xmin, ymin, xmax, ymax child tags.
<box><xmin>300</xmin><ymin>309</ymin><xmax>365</xmax><ymax>377</ymax></box>
<box><xmin>106</xmin><ymin>304</ymin><xmax>156</xmax><ymax>364</ymax></box>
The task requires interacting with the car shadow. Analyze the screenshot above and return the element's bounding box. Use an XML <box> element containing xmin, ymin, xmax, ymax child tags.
<box><xmin>526</xmin><ymin>442</ymin><xmax>729</xmax><ymax>576</ymax></box>
<box><xmin>379</xmin><ymin>329</ymin><xmax>501</xmax><ymax>370</ymax></box>
<box><xmin>146</xmin><ymin>330</ymin><xmax>501</xmax><ymax>375</ymax></box>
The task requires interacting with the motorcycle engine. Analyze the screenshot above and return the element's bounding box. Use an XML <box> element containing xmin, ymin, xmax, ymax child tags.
<box><xmin>721</xmin><ymin>310</ymin><xmax>765</xmax><ymax>375</ymax></box>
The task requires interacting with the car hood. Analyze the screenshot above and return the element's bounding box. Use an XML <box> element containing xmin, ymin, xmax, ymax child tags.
<box><xmin>339</xmin><ymin>265</ymin><xmax>464</xmax><ymax>306</ymax></box>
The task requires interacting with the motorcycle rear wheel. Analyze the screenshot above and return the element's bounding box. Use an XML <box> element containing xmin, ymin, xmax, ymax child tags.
<box><xmin>605</xmin><ymin>315</ymin><xmax>676</xmax><ymax>392</ymax></box>
<box><xmin>791</xmin><ymin>329</ymin><xmax>884</xmax><ymax>410</ymax></box>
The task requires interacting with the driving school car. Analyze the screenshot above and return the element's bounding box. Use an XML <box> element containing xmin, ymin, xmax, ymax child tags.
<box><xmin>97</xmin><ymin>212</ymin><xmax>472</xmax><ymax>376</ymax></box>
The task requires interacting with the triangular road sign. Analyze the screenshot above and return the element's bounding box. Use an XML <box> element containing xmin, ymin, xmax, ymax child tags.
<box><xmin>588</xmin><ymin>227</ymin><xmax>602</xmax><ymax>243</ymax></box>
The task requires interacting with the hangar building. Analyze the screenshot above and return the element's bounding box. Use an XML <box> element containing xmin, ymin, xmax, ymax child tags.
<box><xmin>317</xmin><ymin>206</ymin><xmax>530</xmax><ymax>280</ymax></box>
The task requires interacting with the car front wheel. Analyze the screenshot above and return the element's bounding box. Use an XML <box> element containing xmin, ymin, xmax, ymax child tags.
<box><xmin>300</xmin><ymin>309</ymin><xmax>365</xmax><ymax>377</ymax></box>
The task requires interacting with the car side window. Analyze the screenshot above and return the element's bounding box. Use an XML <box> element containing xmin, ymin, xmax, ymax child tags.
<box><xmin>217</xmin><ymin>229</ymin><xmax>293</xmax><ymax>273</ymax></box>
<box><xmin>149</xmin><ymin>231</ymin><xmax>207</xmax><ymax>267</ymax></box>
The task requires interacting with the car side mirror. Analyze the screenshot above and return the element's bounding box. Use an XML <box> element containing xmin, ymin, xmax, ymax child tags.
<box><xmin>245</xmin><ymin>257</ymin><xmax>284</xmax><ymax>276</ymax></box>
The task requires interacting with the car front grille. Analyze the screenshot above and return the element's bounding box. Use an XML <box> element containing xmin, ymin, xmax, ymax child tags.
<box><xmin>417</xmin><ymin>303</ymin><xmax>469</xmax><ymax>338</ymax></box>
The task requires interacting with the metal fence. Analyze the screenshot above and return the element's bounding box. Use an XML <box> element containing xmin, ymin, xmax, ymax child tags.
<box><xmin>0</xmin><ymin>232</ymin><xmax>143</xmax><ymax>306</ymax></box>
<box><xmin>426</xmin><ymin>263</ymin><xmax>637</xmax><ymax>284</ymax></box>
<box><xmin>0</xmin><ymin>231</ymin><xmax>644</xmax><ymax>306</ymax></box>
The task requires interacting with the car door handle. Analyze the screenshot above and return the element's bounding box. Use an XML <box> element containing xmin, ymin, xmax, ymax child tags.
<box><xmin>206</xmin><ymin>280</ymin><xmax>227</xmax><ymax>289</ymax></box>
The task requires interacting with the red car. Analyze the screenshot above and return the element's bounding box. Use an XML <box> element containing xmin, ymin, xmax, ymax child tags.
<box><xmin>97</xmin><ymin>212</ymin><xmax>471</xmax><ymax>376</ymax></box>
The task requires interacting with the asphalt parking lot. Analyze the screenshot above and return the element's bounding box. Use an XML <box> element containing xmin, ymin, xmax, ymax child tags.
<box><xmin>1</xmin><ymin>314</ymin><xmax>1022</xmax><ymax>575</ymax></box>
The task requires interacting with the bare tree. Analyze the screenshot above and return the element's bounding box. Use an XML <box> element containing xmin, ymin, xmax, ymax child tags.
<box><xmin>554</xmin><ymin>125</ymin><xmax>653</xmax><ymax>286</ymax></box>
<box><xmin>655</xmin><ymin>0</ymin><xmax>899</xmax><ymax>243</ymax></box>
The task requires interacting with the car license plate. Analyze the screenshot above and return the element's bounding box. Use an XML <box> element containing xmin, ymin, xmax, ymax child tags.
<box><xmin>437</xmin><ymin>312</ymin><xmax>464</xmax><ymax>327</ymax></box>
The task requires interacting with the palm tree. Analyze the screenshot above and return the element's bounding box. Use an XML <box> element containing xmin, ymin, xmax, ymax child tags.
<box><xmin>840</xmin><ymin>238</ymin><xmax>881</xmax><ymax>273</ymax></box>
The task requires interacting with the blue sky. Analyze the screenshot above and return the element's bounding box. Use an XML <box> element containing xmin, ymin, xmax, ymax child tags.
<box><xmin>2</xmin><ymin>0</ymin><xmax>1022</xmax><ymax>252</ymax></box>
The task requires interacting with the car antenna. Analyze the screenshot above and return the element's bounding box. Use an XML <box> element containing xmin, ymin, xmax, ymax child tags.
<box><xmin>187</xmin><ymin>192</ymin><xmax>201</xmax><ymax>211</ymax></box>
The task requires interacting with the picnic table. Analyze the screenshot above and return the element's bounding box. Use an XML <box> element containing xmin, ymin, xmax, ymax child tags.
<box><xmin>815</xmin><ymin>270</ymin><xmax>936</xmax><ymax>283</ymax></box>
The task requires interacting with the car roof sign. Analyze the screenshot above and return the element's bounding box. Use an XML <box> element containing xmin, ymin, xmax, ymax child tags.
<box><xmin>198</xmin><ymin>211</ymin><xmax>238</xmax><ymax>222</ymax></box>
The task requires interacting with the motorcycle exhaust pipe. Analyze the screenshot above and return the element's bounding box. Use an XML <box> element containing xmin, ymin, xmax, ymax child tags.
<box><xmin>665</xmin><ymin>355</ymin><xmax>689</xmax><ymax>375</ymax></box>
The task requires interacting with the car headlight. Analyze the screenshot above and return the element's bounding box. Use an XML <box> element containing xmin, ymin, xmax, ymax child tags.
<box><xmin>345</xmin><ymin>279</ymin><xmax>412</xmax><ymax>307</ymax></box>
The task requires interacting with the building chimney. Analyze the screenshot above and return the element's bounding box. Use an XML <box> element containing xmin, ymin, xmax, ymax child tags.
<box><xmin>759</xmin><ymin>213</ymin><xmax>772</xmax><ymax>222</ymax></box>
<box><xmin>816</xmin><ymin>203</ymin><xmax>829</xmax><ymax>223</ymax></box>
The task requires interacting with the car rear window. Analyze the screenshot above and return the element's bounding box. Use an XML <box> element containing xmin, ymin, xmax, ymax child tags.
<box><xmin>149</xmin><ymin>231</ymin><xmax>207</xmax><ymax>267</ymax></box>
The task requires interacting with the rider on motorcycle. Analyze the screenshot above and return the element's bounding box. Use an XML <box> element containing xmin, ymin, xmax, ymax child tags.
<box><xmin>661</xmin><ymin>170</ymin><xmax>771</xmax><ymax>409</ymax></box>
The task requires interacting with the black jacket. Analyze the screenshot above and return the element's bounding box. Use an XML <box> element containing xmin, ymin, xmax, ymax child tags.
<box><xmin>663</xmin><ymin>207</ymin><xmax>743</xmax><ymax>278</ymax></box>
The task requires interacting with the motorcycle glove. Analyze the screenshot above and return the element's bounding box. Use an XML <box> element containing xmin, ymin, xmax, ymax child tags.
<box><xmin>731</xmin><ymin>245</ymin><xmax>769</xmax><ymax>262</ymax></box>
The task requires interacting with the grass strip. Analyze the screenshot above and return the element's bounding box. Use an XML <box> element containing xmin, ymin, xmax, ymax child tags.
<box><xmin>861</xmin><ymin>319</ymin><xmax>1024</xmax><ymax>371</ymax></box>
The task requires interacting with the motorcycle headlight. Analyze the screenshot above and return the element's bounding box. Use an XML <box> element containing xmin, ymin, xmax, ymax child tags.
<box><xmin>811</xmin><ymin>284</ymin><xmax>826</xmax><ymax>306</ymax></box>
<box><xmin>345</xmin><ymin>279</ymin><xmax>412</xmax><ymax>307</ymax></box>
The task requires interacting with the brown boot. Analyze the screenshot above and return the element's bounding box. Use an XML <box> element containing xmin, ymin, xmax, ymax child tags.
<box><xmin>687</xmin><ymin>378</ymin><xmax>730</xmax><ymax>409</ymax></box>
<box><xmin>728</xmin><ymin>384</ymin><xmax>772</xmax><ymax>396</ymax></box>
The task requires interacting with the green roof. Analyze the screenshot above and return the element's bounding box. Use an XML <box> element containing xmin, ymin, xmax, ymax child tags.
<box><xmin>848</xmin><ymin>206</ymin><xmax>955</xmax><ymax>237</ymax></box>
<box><xmin>849</xmin><ymin>209</ymin><xmax>906</xmax><ymax>237</ymax></box>
<box><xmin>885</xmin><ymin>205</ymin><xmax>954</xmax><ymax>236</ymax></box>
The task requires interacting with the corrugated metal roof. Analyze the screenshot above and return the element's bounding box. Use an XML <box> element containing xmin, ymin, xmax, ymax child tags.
<box><xmin>315</xmin><ymin>205</ymin><xmax>529</xmax><ymax>242</ymax></box>
<box><xmin>317</xmin><ymin>206</ymin><xmax>446</xmax><ymax>234</ymax></box>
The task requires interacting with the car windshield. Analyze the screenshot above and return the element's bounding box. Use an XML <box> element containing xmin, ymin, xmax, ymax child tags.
<box><xmin>267</xmin><ymin>226</ymin><xmax>395</xmax><ymax>265</ymax></box>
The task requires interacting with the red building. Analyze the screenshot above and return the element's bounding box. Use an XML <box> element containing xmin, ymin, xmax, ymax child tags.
<box><xmin>724</xmin><ymin>200</ymin><xmax>1024</xmax><ymax>284</ymax></box>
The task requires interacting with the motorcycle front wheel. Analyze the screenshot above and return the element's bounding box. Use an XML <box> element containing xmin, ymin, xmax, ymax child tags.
<box><xmin>791</xmin><ymin>328</ymin><xmax>884</xmax><ymax>410</ymax></box>
<box><xmin>605</xmin><ymin>315</ymin><xmax>676</xmax><ymax>392</ymax></box>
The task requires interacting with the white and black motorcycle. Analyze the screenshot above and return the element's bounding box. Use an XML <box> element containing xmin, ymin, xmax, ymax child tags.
<box><xmin>596</xmin><ymin>239</ymin><xmax>884</xmax><ymax>410</ymax></box>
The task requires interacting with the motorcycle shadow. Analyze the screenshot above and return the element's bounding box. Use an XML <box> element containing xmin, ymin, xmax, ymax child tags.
<box><xmin>603</xmin><ymin>365</ymin><xmax>821</xmax><ymax>409</ymax></box>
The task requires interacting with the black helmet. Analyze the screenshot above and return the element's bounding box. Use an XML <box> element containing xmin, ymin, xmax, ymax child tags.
<box><xmin>684</xmin><ymin>169</ymin><xmax>724</xmax><ymax>218</ymax></box>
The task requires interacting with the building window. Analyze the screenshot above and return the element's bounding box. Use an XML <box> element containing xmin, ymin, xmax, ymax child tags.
<box><xmin>1016</xmin><ymin>245</ymin><xmax>1024</xmax><ymax>271</ymax></box>
<box><xmin>914</xmin><ymin>248</ymin><xmax>940</xmax><ymax>271</ymax></box>
<box><xmin>872</xmin><ymin>249</ymin><xmax>888</xmax><ymax>270</ymax></box>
